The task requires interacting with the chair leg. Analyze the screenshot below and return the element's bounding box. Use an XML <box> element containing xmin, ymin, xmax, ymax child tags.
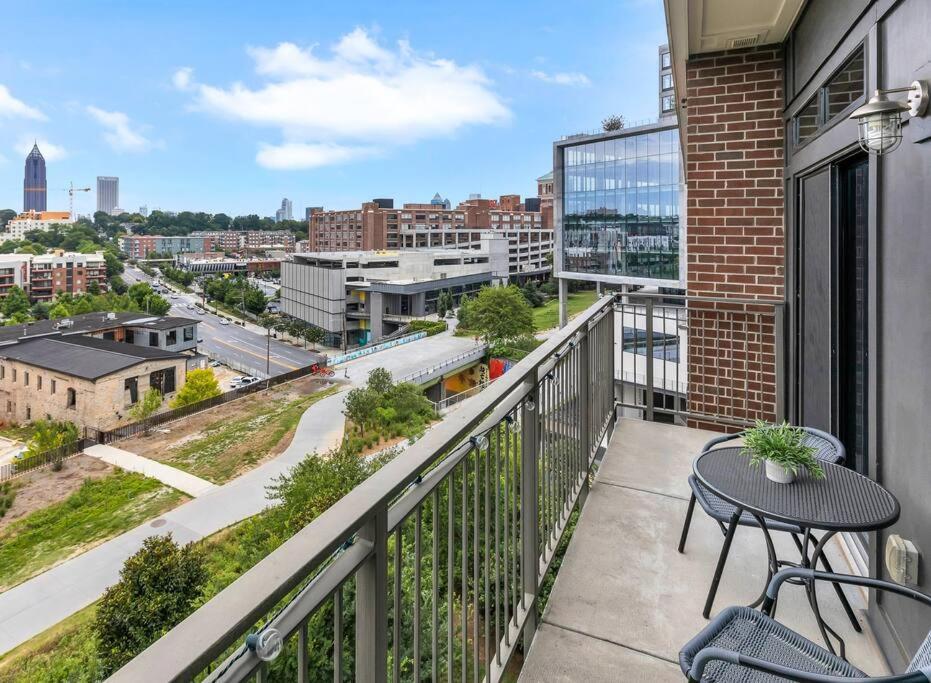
<box><xmin>678</xmin><ymin>493</ymin><xmax>696</xmax><ymax>553</ymax></box>
<box><xmin>817</xmin><ymin>548</ymin><xmax>863</xmax><ymax>633</ymax></box>
<box><xmin>703</xmin><ymin>509</ymin><xmax>741</xmax><ymax>619</ymax></box>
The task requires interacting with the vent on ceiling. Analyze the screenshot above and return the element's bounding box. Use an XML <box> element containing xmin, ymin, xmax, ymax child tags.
<box><xmin>726</xmin><ymin>34</ymin><xmax>762</xmax><ymax>49</ymax></box>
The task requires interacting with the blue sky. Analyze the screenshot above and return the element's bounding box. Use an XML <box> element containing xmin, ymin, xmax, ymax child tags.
<box><xmin>0</xmin><ymin>0</ymin><xmax>667</xmax><ymax>218</ymax></box>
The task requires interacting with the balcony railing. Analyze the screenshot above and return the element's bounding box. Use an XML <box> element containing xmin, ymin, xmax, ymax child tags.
<box><xmin>112</xmin><ymin>296</ymin><xmax>617</xmax><ymax>682</ymax></box>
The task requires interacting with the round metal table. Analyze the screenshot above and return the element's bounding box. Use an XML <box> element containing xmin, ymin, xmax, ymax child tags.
<box><xmin>693</xmin><ymin>446</ymin><xmax>900</xmax><ymax>657</ymax></box>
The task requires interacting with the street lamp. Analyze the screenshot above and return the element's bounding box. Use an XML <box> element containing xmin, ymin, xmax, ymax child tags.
<box><xmin>849</xmin><ymin>80</ymin><xmax>929</xmax><ymax>155</ymax></box>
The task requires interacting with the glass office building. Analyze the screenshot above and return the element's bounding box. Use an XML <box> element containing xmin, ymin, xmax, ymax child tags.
<box><xmin>557</xmin><ymin>124</ymin><xmax>683</xmax><ymax>284</ymax></box>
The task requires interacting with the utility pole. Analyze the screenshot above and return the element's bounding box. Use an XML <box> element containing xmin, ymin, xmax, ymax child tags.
<box><xmin>266</xmin><ymin>326</ymin><xmax>271</xmax><ymax>377</ymax></box>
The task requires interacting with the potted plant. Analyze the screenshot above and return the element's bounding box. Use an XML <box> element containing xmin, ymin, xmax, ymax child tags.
<box><xmin>741</xmin><ymin>420</ymin><xmax>825</xmax><ymax>484</ymax></box>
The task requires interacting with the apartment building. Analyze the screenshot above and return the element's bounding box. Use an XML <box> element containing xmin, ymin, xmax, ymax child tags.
<box><xmin>0</xmin><ymin>211</ymin><xmax>74</xmax><ymax>243</ymax></box>
<box><xmin>282</xmin><ymin>235</ymin><xmax>508</xmax><ymax>346</ymax></box>
<box><xmin>189</xmin><ymin>230</ymin><xmax>296</xmax><ymax>252</ymax></box>
<box><xmin>308</xmin><ymin>194</ymin><xmax>553</xmax><ymax>279</ymax></box>
<box><xmin>0</xmin><ymin>252</ymin><xmax>108</xmax><ymax>303</ymax></box>
<box><xmin>28</xmin><ymin>252</ymin><xmax>109</xmax><ymax>302</ymax></box>
<box><xmin>118</xmin><ymin>235</ymin><xmax>216</xmax><ymax>259</ymax></box>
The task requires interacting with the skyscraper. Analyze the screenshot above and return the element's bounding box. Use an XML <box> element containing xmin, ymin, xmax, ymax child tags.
<box><xmin>23</xmin><ymin>143</ymin><xmax>47</xmax><ymax>212</ymax></box>
<box><xmin>97</xmin><ymin>176</ymin><xmax>119</xmax><ymax>215</ymax></box>
<box><xmin>275</xmin><ymin>197</ymin><xmax>293</xmax><ymax>222</ymax></box>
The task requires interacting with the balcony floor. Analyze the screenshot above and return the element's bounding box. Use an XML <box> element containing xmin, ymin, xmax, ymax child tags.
<box><xmin>519</xmin><ymin>418</ymin><xmax>890</xmax><ymax>682</ymax></box>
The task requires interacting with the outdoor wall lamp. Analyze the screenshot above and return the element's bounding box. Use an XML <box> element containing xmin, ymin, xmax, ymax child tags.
<box><xmin>849</xmin><ymin>80</ymin><xmax>929</xmax><ymax>155</ymax></box>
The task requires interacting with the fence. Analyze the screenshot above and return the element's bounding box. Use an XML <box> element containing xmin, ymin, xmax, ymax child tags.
<box><xmin>327</xmin><ymin>331</ymin><xmax>428</xmax><ymax>367</ymax></box>
<box><xmin>614</xmin><ymin>293</ymin><xmax>784</xmax><ymax>428</ymax></box>
<box><xmin>0</xmin><ymin>436</ymin><xmax>97</xmax><ymax>482</ymax></box>
<box><xmin>397</xmin><ymin>345</ymin><xmax>488</xmax><ymax>385</ymax></box>
<box><xmin>110</xmin><ymin>295</ymin><xmax>617</xmax><ymax>682</ymax></box>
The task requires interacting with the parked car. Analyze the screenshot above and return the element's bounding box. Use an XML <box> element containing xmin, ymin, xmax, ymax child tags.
<box><xmin>231</xmin><ymin>375</ymin><xmax>260</xmax><ymax>388</ymax></box>
<box><xmin>219</xmin><ymin>319</ymin><xmax>230</xmax><ymax>325</ymax></box>
<box><xmin>209</xmin><ymin>359</ymin><xmax>221</xmax><ymax>367</ymax></box>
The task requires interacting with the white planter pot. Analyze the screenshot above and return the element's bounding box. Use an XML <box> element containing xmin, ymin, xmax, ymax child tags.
<box><xmin>765</xmin><ymin>460</ymin><xmax>795</xmax><ymax>484</ymax></box>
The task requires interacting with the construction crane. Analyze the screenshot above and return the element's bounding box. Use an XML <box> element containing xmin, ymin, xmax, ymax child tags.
<box><xmin>57</xmin><ymin>182</ymin><xmax>91</xmax><ymax>219</ymax></box>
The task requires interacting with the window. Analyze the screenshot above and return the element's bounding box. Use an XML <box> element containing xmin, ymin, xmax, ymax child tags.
<box><xmin>25</xmin><ymin>406</ymin><xmax>30</xmax><ymax>421</ymax></box>
<box><xmin>0</xmin><ymin>366</ymin><xmax>4</xmax><ymax>380</ymax></box>
<box><xmin>37</xmin><ymin>375</ymin><xmax>42</xmax><ymax>390</ymax></box>
<box><xmin>662</xmin><ymin>95</ymin><xmax>675</xmax><ymax>113</ymax></box>
<box><xmin>183</xmin><ymin>326</ymin><xmax>194</xmax><ymax>342</ymax></box>
<box><xmin>24</xmin><ymin>372</ymin><xmax>28</xmax><ymax>387</ymax></box>
<box><xmin>11</xmin><ymin>369</ymin><xmax>15</xmax><ymax>382</ymax></box>
<box><xmin>166</xmin><ymin>330</ymin><xmax>177</xmax><ymax>345</ymax></box>
<box><xmin>661</xmin><ymin>74</ymin><xmax>673</xmax><ymax>91</ymax></box>
<box><xmin>66</xmin><ymin>388</ymin><xmax>76</xmax><ymax>409</ymax></box>
<box><xmin>5</xmin><ymin>401</ymin><xmax>9</xmax><ymax>413</ymax></box>
<box><xmin>661</xmin><ymin>51</ymin><xmax>671</xmax><ymax>69</ymax></box>
<box><xmin>149</xmin><ymin>367</ymin><xmax>176</xmax><ymax>394</ymax></box>
<box><xmin>792</xmin><ymin>46</ymin><xmax>864</xmax><ymax>147</ymax></box>
<box><xmin>125</xmin><ymin>377</ymin><xmax>139</xmax><ymax>406</ymax></box>
<box><xmin>149</xmin><ymin>332</ymin><xmax>159</xmax><ymax>347</ymax></box>
<box><xmin>51</xmin><ymin>379</ymin><xmax>56</xmax><ymax>394</ymax></box>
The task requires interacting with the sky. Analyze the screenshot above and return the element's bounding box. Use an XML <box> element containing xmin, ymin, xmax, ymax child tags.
<box><xmin>0</xmin><ymin>0</ymin><xmax>668</xmax><ymax>218</ymax></box>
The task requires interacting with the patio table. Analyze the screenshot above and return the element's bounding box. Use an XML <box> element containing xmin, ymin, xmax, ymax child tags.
<box><xmin>693</xmin><ymin>446</ymin><xmax>899</xmax><ymax>658</ymax></box>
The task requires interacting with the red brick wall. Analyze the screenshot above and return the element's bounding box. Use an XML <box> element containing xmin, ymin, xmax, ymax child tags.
<box><xmin>684</xmin><ymin>46</ymin><xmax>785</xmax><ymax>428</ymax></box>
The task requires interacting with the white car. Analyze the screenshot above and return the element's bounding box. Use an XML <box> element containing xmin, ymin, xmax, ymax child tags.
<box><xmin>170</xmin><ymin>294</ymin><xmax>179</xmax><ymax>300</ymax></box>
<box><xmin>219</xmin><ymin>318</ymin><xmax>230</xmax><ymax>325</ymax></box>
<box><xmin>209</xmin><ymin>360</ymin><xmax>221</xmax><ymax>368</ymax></box>
<box><xmin>231</xmin><ymin>375</ymin><xmax>260</xmax><ymax>388</ymax></box>
<box><xmin>185</xmin><ymin>303</ymin><xmax>194</xmax><ymax>309</ymax></box>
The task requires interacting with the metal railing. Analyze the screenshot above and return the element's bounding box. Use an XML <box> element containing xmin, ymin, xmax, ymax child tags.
<box><xmin>0</xmin><ymin>436</ymin><xmax>97</xmax><ymax>482</ymax></box>
<box><xmin>615</xmin><ymin>293</ymin><xmax>784</xmax><ymax>428</ymax></box>
<box><xmin>111</xmin><ymin>296</ymin><xmax>617</xmax><ymax>683</ymax></box>
<box><xmin>433</xmin><ymin>378</ymin><xmax>499</xmax><ymax>413</ymax></box>
<box><xmin>397</xmin><ymin>345</ymin><xmax>488</xmax><ymax>385</ymax></box>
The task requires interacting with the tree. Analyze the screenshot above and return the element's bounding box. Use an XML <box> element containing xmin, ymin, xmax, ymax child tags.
<box><xmin>86</xmin><ymin>278</ymin><xmax>101</xmax><ymax>296</ymax></box>
<box><xmin>457</xmin><ymin>293</ymin><xmax>474</xmax><ymax>328</ymax></box>
<box><xmin>303</xmin><ymin>325</ymin><xmax>325</xmax><ymax>351</ymax></box>
<box><xmin>103</xmin><ymin>250</ymin><xmax>124</xmax><ymax>277</ymax></box>
<box><xmin>170</xmin><ymin>368</ymin><xmax>221</xmax><ymax>408</ymax></box>
<box><xmin>95</xmin><ymin>534</ymin><xmax>207</xmax><ymax>675</ymax></box>
<box><xmin>470</xmin><ymin>285</ymin><xmax>534</xmax><ymax>344</ymax></box>
<box><xmin>436</xmin><ymin>290</ymin><xmax>454</xmax><ymax>318</ymax></box>
<box><xmin>1</xmin><ymin>285</ymin><xmax>31</xmax><ymax>319</ymax></box>
<box><xmin>48</xmin><ymin>302</ymin><xmax>71</xmax><ymax>319</ymax></box>
<box><xmin>602</xmin><ymin>114</ymin><xmax>625</xmax><ymax>131</ymax></box>
<box><xmin>243</xmin><ymin>284</ymin><xmax>267</xmax><ymax>315</ymax></box>
<box><xmin>521</xmin><ymin>280</ymin><xmax>544</xmax><ymax>308</ymax></box>
<box><xmin>129</xmin><ymin>388</ymin><xmax>162</xmax><ymax>422</ymax></box>
<box><xmin>367</xmin><ymin>367</ymin><xmax>393</xmax><ymax>396</ymax></box>
<box><xmin>143</xmin><ymin>293</ymin><xmax>171</xmax><ymax>316</ymax></box>
<box><xmin>23</xmin><ymin>420</ymin><xmax>79</xmax><ymax>458</ymax></box>
<box><xmin>343</xmin><ymin>387</ymin><xmax>380</xmax><ymax>433</ymax></box>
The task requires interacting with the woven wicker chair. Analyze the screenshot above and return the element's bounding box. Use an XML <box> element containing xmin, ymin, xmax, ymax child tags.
<box><xmin>678</xmin><ymin>427</ymin><xmax>853</xmax><ymax>620</ymax></box>
<box><xmin>680</xmin><ymin>568</ymin><xmax>931</xmax><ymax>682</ymax></box>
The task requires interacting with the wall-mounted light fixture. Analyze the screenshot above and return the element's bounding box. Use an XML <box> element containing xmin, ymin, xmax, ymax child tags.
<box><xmin>849</xmin><ymin>80</ymin><xmax>929</xmax><ymax>155</ymax></box>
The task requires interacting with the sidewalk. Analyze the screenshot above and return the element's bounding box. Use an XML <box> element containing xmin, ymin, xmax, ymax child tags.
<box><xmin>84</xmin><ymin>444</ymin><xmax>217</xmax><ymax>498</ymax></box>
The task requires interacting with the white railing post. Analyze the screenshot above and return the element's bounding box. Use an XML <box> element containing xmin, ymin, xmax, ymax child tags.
<box><xmin>355</xmin><ymin>507</ymin><xmax>387</xmax><ymax>683</ymax></box>
<box><xmin>578</xmin><ymin>330</ymin><xmax>591</xmax><ymax>508</ymax></box>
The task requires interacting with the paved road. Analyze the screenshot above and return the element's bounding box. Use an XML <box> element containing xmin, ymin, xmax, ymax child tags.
<box><xmin>85</xmin><ymin>445</ymin><xmax>217</xmax><ymax>498</ymax></box>
<box><xmin>0</xmin><ymin>329</ymin><xmax>479</xmax><ymax>655</ymax></box>
<box><xmin>123</xmin><ymin>265</ymin><xmax>323</xmax><ymax>377</ymax></box>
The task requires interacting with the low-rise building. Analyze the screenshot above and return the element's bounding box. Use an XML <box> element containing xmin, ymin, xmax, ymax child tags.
<box><xmin>175</xmin><ymin>253</ymin><xmax>281</xmax><ymax>276</ymax></box>
<box><xmin>0</xmin><ymin>335</ymin><xmax>187</xmax><ymax>429</ymax></box>
<box><xmin>0</xmin><ymin>211</ymin><xmax>74</xmax><ymax>243</ymax></box>
<box><xmin>308</xmin><ymin>194</ymin><xmax>553</xmax><ymax>279</ymax></box>
<box><xmin>189</xmin><ymin>230</ymin><xmax>296</xmax><ymax>253</ymax></box>
<box><xmin>281</xmin><ymin>235</ymin><xmax>508</xmax><ymax>346</ymax></box>
<box><xmin>117</xmin><ymin>235</ymin><xmax>216</xmax><ymax>259</ymax></box>
<box><xmin>0</xmin><ymin>255</ymin><xmax>32</xmax><ymax>298</ymax></box>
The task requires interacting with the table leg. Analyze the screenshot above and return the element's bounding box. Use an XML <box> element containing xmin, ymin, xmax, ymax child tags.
<box><xmin>810</xmin><ymin>532</ymin><xmax>862</xmax><ymax>633</ymax></box>
<box><xmin>807</xmin><ymin>531</ymin><xmax>848</xmax><ymax>659</ymax></box>
<box><xmin>748</xmin><ymin>513</ymin><xmax>778</xmax><ymax>609</ymax></box>
<box><xmin>703</xmin><ymin>508</ymin><xmax>741</xmax><ymax>619</ymax></box>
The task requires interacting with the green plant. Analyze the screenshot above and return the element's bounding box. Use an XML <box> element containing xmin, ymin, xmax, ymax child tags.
<box><xmin>740</xmin><ymin>420</ymin><xmax>824</xmax><ymax>479</ymax></box>
<box><xmin>170</xmin><ymin>368</ymin><xmax>221</xmax><ymax>408</ymax></box>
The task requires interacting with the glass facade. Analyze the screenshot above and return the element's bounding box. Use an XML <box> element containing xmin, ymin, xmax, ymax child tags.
<box><xmin>561</xmin><ymin>126</ymin><xmax>682</xmax><ymax>282</ymax></box>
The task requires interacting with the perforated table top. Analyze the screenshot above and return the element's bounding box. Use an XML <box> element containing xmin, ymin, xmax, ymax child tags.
<box><xmin>694</xmin><ymin>447</ymin><xmax>900</xmax><ymax>532</ymax></box>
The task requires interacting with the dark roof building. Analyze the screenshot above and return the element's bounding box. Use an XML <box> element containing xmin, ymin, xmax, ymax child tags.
<box><xmin>0</xmin><ymin>336</ymin><xmax>182</xmax><ymax>380</ymax></box>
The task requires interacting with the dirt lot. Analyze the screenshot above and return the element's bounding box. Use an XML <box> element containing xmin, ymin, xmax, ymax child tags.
<box><xmin>0</xmin><ymin>456</ymin><xmax>113</xmax><ymax>533</ymax></box>
<box><xmin>119</xmin><ymin>376</ymin><xmax>341</xmax><ymax>483</ymax></box>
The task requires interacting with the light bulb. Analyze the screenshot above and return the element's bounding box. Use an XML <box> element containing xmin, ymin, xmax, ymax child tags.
<box><xmin>507</xmin><ymin>416</ymin><xmax>521</xmax><ymax>434</ymax></box>
<box><xmin>246</xmin><ymin>628</ymin><xmax>283</xmax><ymax>662</ymax></box>
<box><xmin>472</xmin><ymin>434</ymin><xmax>489</xmax><ymax>450</ymax></box>
<box><xmin>524</xmin><ymin>398</ymin><xmax>535</xmax><ymax>412</ymax></box>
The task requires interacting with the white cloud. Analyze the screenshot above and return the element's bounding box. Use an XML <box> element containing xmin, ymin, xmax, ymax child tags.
<box><xmin>172</xmin><ymin>67</ymin><xmax>194</xmax><ymax>91</ymax></box>
<box><xmin>0</xmin><ymin>85</ymin><xmax>47</xmax><ymax>120</ymax></box>
<box><xmin>86</xmin><ymin>105</ymin><xmax>154</xmax><ymax>152</ymax></box>
<box><xmin>530</xmin><ymin>70</ymin><xmax>591</xmax><ymax>86</ymax></box>
<box><xmin>15</xmin><ymin>137</ymin><xmax>67</xmax><ymax>161</ymax></box>
<box><xmin>178</xmin><ymin>28</ymin><xmax>510</xmax><ymax>170</ymax></box>
<box><xmin>256</xmin><ymin>142</ymin><xmax>374</xmax><ymax>170</ymax></box>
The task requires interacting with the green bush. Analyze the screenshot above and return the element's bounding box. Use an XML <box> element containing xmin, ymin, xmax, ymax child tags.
<box><xmin>408</xmin><ymin>319</ymin><xmax>447</xmax><ymax>337</ymax></box>
<box><xmin>0</xmin><ymin>481</ymin><xmax>15</xmax><ymax>517</ymax></box>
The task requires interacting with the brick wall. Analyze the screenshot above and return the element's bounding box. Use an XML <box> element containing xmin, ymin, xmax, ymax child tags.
<box><xmin>684</xmin><ymin>46</ymin><xmax>785</xmax><ymax>428</ymax></box>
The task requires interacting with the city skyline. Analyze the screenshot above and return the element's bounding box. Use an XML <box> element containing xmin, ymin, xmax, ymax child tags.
<box><xmin>0</xmin><ymin>0</ymin><xmax>667</xmax><ymax>217</ymax></box>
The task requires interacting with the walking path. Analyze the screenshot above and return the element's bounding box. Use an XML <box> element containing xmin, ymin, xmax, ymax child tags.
<box><xmin>84</xmin><ymin>444</ymin><xmax>218</xmax><ymax>498</ymax></box>
<box><xmin>0</xmin><ymin>329</ymin><xmax>479</xmax><ymax>656</ymax></box>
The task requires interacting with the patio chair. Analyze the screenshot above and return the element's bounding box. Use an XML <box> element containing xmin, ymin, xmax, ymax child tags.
<box><xmin>679</xmin><ymin>568</ymin><xmax>931</xmax><ymax>682</ymax></box>
<box><xmin>677</xmin><ymin>426</ymin><xmax>857</xmax><ymax>623</ymax></box>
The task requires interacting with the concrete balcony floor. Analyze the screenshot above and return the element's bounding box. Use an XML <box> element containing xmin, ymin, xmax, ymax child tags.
<box><xmin>519</xmin><ymin>418</ymin><xmax>890</xmax><ymax>682</ymax></box>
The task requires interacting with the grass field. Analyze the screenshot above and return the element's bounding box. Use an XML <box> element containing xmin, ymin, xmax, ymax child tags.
<box><xmin>532</xmin><ymin>290</ymin><xmax>600</xmax><ymax>331</ymax></box>
<box><xmin>0</xmin><ymin>471</ymin><xmax>186</xmax><ymax>591</ymax></box>
<box><xmin>161</xmin><ymin>385</ymin><xmax>340</xmax><ymax>483</ymax></box>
